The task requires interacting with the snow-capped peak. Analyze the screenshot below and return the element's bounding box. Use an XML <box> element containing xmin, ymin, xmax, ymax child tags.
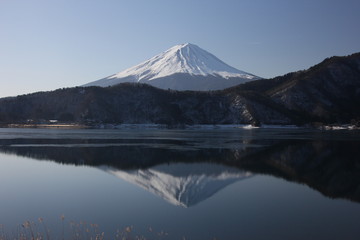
<box><xmin>108</xmin><ymin>43</ymin><xmax>257</xmax><ymax>81</ymax></box>
<box><xmin>83</xmin><ymin>43</ymin><xmax>260</xmax><ymax>90</ymax></box>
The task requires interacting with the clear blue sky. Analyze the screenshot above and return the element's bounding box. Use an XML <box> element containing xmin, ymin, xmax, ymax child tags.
<box><xmin>1</xmin><ymin>0</ymin><xmax>359</xmax><ymax>97</ymax></box>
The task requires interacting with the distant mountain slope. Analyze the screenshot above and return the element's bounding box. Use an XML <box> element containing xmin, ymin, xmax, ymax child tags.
<box><xmin>0</xmin><ymin>83</ymin><xmax>295</xmax><ymax>126</ymax></box>
<box><xmin>83</xmin><ymin>43</ymin><xmax>260</xmax><ymax>91</ymax></box>
<box><xmin>231</xmin><ymin>52</ymin><xmax>360</xmax><ymax>123</ymax></box>
<box><xmin>0</xmin><ymin>52</ymin><xmax>359</xmax><ymax>126</ymax></box>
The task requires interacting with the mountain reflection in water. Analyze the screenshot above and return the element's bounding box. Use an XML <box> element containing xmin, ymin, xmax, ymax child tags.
<box><xmin>101</xmin><ymin>163</ymin><xmax>252</xmax><ymax>207</ymax></box>
<box><xmin>0</xmin><ymin>133</ymin><xmax>359</xmax><ymax>205</ymax></box>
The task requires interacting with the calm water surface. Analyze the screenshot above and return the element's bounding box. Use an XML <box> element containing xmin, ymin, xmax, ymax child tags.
<box><xmin>0</xmin><ymin>127</ymin><xmax>359</xmax><ymax>240</ymax></box>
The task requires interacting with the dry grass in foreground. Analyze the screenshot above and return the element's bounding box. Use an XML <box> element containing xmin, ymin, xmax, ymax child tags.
<box><xmin>0</xmin><ymin>215</ymin><xmax>174</xmax><ymax>240</ymax></box>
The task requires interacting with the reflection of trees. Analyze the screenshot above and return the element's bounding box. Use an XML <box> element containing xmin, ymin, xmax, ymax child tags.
<box><xmin>238</xmin><ymin>140</ymin><xmax>360</xmax><ymax>203</ymax></box>
<box><xmin>0</xmin><ymin>138</ymin><xmax>359</xmax><ymax>203</ymax></box>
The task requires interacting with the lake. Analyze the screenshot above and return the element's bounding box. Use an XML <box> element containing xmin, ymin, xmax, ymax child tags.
<box><xmin>0</xmin><ymin>127</ymin><xmax>359</xmax><ymax>240</ymax></box>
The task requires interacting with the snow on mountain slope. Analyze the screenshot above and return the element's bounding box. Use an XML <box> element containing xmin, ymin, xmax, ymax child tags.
<box><xmin>99</xmin><ymin>162</ymin><xmax>252</xmax><ymax>207</ymax></box>
<box><xmin>84</xmin><ymin>43</ymin><xmax>260</xmax><ymax>90</ymax></box>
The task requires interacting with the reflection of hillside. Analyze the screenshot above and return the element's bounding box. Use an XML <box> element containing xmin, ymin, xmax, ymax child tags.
<box><xmin>239</xmin><ymin>140</ymin><xmax>360</xmax><ymax>203</ymax></box>
<box><xmin>0</xmin><ymin>138</ymin><xmax>359</xmax><ymax>203</ymax></box>
<box><xmin>0</xmin><ymin>139</ymin><xmax>256</xmax><ymax>207</ymax></box>
<box><xmin>0</xmin><ymin>144</ymin><xmax>247</xmax><ymax>169</ymax></box>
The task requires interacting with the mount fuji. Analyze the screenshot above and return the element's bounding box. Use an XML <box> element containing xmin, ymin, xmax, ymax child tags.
<box><xmin>84</xmin><ymin>43</ymin><xmax>260</xmax><ymax>91</ymax></box>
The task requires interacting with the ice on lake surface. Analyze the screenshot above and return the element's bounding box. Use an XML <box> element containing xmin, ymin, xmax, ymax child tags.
<box><xmin>0</xmin><ymin>127</ymin><xmax>360</xmax><ymax>240</ymax></box>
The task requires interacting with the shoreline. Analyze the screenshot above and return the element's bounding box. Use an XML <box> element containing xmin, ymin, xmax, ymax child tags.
<box><xmin>0</xmin><ymin>123</ymin><xmax>358</xmax><ymax>130</ymax></box>
<box><xmin>3</xmin><ymin>123</ymin><xmax>90</xmax><ymax>129</ymax></box>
